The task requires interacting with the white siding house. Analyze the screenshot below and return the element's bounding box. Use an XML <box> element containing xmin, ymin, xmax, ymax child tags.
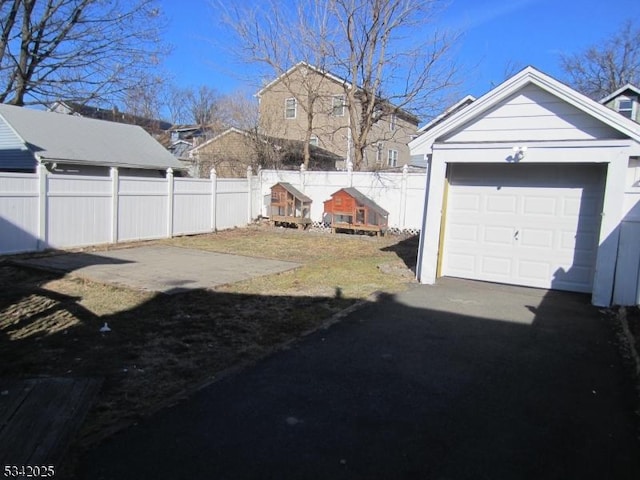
<box><xmin>410</xmin><ymin>67</ymin><xmax>640</xmax><ymax>307</ymax></box>
<box><xmin>0</xmin><ymin>104</ymin><xmax>184</xmax><ymax>176</ymax></box>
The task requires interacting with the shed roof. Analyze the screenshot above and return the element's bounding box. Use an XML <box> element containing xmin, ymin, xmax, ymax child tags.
<box><xmin>273</xmin><ymin>182</ymin><xmax>312</xmax><ymax>202</ymax></box>
<box><xmin>0</xmin><ymin>104</ymin><xmax>184</xmax><ymax>171</ymax></box>
<box><xmin>331</xmin><ymin>187</ymin><xmax>389</xmax><ymax>216</ymax></box>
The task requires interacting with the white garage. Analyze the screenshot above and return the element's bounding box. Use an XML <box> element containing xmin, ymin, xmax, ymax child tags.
<box><xmin>410</xmin><ymin>67</ymin><xmax>640</xmax><ymax>306</ymax></box>
<box><xmin>443</xmin><ymin>163</ymin><xmax>605</xmax><ymax>293</ymax></box>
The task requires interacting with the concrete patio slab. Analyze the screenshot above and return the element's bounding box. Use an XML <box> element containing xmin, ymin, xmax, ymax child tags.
<box><xmin>15</xmin><ymin>246</ymin><xmax>300</xmax><ymax>294</ymax></box>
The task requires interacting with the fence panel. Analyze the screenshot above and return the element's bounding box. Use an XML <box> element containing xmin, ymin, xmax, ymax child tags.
<box><xmin>0</xmin><ymin>173</ymin><xmax>39</xmax><ymax>253</ymax></box>
<box><xmin>256</xmin><ymin>168</ymin><xmax>427</xmax><ymax>231</ymax></box>
<box><xmin>613</xmin><ymin>192</ymin><xmax>640</xmax><ymax>305</ymax></box>
<box><xmin>404</xmin><ymin>174</ymin><xmax>428</xmax><ymax>232</ymax></box>
<box><xmin>47</xmin><ymin>174</ymin><xmax>112</xmax><ymax>248</ymax></box>
<box><xmin>216</xmin><ymin>179</ymin><xmax>249</xmax><ymax>230</ymax></box>
<box><xmin>118</xmin><ymin>177</ymin><xmax>168</xmax><ymax>242</ymax></box>
<box><xmin>173</xmin><ymin>178</ymin><xmax>212</xmax><ymax>235</ymax></box>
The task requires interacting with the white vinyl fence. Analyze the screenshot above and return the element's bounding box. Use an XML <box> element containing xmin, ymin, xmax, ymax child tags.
<box><xmin>613</xmin><ymin>191</ymin><xmax>640</xmax><ymax>305</ymax></box>
<box><xmin>0</xmin><ymin>165</ymin><xmax>427</xmax><ymax>255</ymax></box>
<box><xmin>0</xmin><ymin>167</ymin><xmax>251</xmax><ymax>254</ymax></box>
<box><xmin>255</xmin><ymin>164</ymin><xmax>426</xmax><ymax>233</ymax></box>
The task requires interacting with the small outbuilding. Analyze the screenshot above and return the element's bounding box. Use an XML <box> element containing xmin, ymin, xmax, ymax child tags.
<box><xmin>269</xmin><ymin>182</ymin><xmax>312</xmax><ymax>229</ymax></box>
<box><xmin>323</xmin><ymin>187</ymin><xmax>389</xmax><ymax>236</ymax></box>
<box><xmin>409</xmin><ymin>66</ymin><xmax>640</xmax><ymax>307</ymax></box>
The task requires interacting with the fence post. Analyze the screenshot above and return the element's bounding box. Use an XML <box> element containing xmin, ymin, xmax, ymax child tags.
<box><xmin>166</xmin><ymin>168</ymin><xmax>174</xmax><ymax>238</ymax></box>
<box><xmin>37</xmin><ymin>163</ymin><xmax>48</xmax><ymax>251</ymax></box>
<box><xmin>347</xmin><ymin>160</ymin><xmax>353</xmax><ymax>187</ymax></box>
<box><xmin>299</xmin><ymin>163</ymin><xmax>307</xmax><ymax>191</ymax></box>
<box><xmin>247</xmin><ymin>166</ymin><xmax>253</xmax><ymax>223</ymax></box>
<box><xmin>210</xmin><ymin>167</ymin><xmax>217</xmax><ymax>232</ymax></box>
<box><xmin>110</xmin><ymin>167</ymin><xmax>119</xmax><ymax>243</ymax></box>
<box><xmin>256</xmin><ymin>166</ymin><xmax>263</xmax><ymax>218</ymax></box>
<box><xmin>399</xmin><ymin>164</ymin><xmax>408</xmax><ymax>230</ymax></box>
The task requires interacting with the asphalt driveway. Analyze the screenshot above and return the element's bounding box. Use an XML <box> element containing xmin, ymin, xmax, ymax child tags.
<box><xmin>76</xmin><ymin>278</ymin><xmax>640</xmax><ymax>479</ymax></box>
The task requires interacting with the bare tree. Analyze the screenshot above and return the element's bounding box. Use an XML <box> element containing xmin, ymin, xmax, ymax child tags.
<box><xmin>160</xmin><ymin>83</ymin><xmax>226</xmax><ymax>134</ymax></box>
<box><xmin>186</xmin><ymin>85</ymin><xmax>222</xmax><ymax>129</ymax></box>
<box><xmin>560</xmin><ymin>20</ymin><xmax>640</xmax><ymax>100</ymax></box>
<box><xmin>222</xmin><ymin>0</ymin><xmax>336</xmax><ymax>168</ymax></box>
<box><xmin>216</xmin><ymin>90</ymin><xmax>259</xmax><ymax>131</ymax></box>
<box><xmin>328</xmin><ymin>0</ymin><xmax>457</xmax><ymax>169</ymax></box>
<box><xmin>0</xmin><ymin>0</ymin><xmax>167</xmax><ymax>106</ymax></box>
<box><xmin>122</xmin><ymin>74</ymin><xmax>164</xmax><ymax>122</ymax></box>
<box><xmin>162</xmin><ymin>84</ymin><xmax>193</xmax><ymax>126</ymax></box>
<box><xmin>222</xmin><ymin>0</ymin><xmax>458</xmax><ymax>169</ymax></box>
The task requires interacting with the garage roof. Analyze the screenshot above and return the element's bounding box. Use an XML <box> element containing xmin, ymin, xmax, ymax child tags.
<box><xmin>410</xmin><ymin>66</ymin><xmax>640</xmax><ymax>153</ymax></box>
<box><xmin>0</xmin><ymin>104</ymin><xmax>184</xmax><ymax>171</ymax></box>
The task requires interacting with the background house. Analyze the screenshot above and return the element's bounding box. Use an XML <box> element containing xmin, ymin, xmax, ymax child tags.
<box><xmin>0</xmin><ymin>104</ymin><xmax>185</xmax><ymax>176</ymax></box>
<box><xmin>49</xmin><ymin>101</ymin><xmax>172</xmax><ymax>137</ymax></box>
<box><xmin>600</xmin><ymin>84</ymin><xmax>640</xmax><ymax>123</ymax></box>
<box><xmin>189</xmin><ymin>127</ymin><xmax>340</xmax><ymax>178</ymax></box>
<box><xmin>410</xmin><ymin>66</ymin><xmax>640</xmax><ymax>307</ymax></box>
<box><xmin>256</xmin><ymin>62</ymin><xmax>419</xmax><ymax>170</ymax></box>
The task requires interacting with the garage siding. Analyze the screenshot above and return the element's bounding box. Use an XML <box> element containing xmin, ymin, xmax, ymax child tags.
<box><xmin>443</xmin><ymin>85</ymin><xmax>627</xmax><ymax>143</ymax></box>
<box><xmin>441</xmin><ymin>163</ymin><xmax>605</xmax><ymax>293</ymax></box>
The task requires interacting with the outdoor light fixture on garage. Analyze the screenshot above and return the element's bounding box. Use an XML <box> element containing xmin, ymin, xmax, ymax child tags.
<box><xmin>512</xmin><ymin>145</ymin><xmax>527</xmax><ymax>161</ymax></box>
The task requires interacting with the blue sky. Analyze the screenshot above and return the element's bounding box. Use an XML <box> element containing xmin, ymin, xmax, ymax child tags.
<box><xmin>160</xmin><ymin>0</ymin><xmax>640</xmax><ymax>107</ymax></box>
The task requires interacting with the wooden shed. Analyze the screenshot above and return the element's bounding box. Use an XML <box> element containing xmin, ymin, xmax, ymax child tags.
<box><xmin>323</xmin><ymin>187</ymin><xmax>389</xmax><ymax>236</ymax></box>
<box><xmin>269</xmin><ymin>182</ymin><xmax>312</xmax><ymax>229</ymax></box>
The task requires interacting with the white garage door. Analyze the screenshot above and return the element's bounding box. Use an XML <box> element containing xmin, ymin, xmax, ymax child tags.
<box><xmin>442</xmin><ymin>163</ymin><xmax>605</xmax><ymax>292</ymax></box>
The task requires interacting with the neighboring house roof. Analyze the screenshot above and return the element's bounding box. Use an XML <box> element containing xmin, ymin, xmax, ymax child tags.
<box><xmin>49</xmin><ymin>100</ymin><xmax>172</xmax><ymax>133</ymax></box>
<box><xmin>256</xmin><ymin>61</ymin><xmax>420</xmax><ymax>126</ymax></box>
<box><xmin>190</xmin><ymin>127</ymin><xmax>342</xmax><ymax>170</ymax></box>
<box><xmin>0</xmin><ymin>104</ymin><xmax>185</xmax><ymax>171</ymax></box>
<box><xmin>273</xmin><ymin>182</ymin><xmax>312</xmax><ymax>202</ymax></box>
<box><xmin>168</xmin><ymin>140</ymin><xmax>193</xmax><ymax>159</ymax></box>
<box><xmin>256</xmin><ymin>62</ymin><xmax>353</xmax><ymax>97</ymax></box>
<box><xmin>417</xmin><ymin>95</ymin><xmax>475</xmax><ymax>133</ymax></box>
<box><xmin>599</xmin><ymin>83</ymin><xmax>640</xmax><ymax>105</ymax></box>
<box><xmin>410</xmin><ymin>66</ymin><xmax>640</xmax><ymax>153</ymax></box>
<box><xmin>330</xmin><ymin>187</ymin><xmax>389</xmax><ymax>217</ymax></box>
<box><xmin>190</xmin><ymin>127</ymin><xmax>249</xmax><ymax>154</ymax></box>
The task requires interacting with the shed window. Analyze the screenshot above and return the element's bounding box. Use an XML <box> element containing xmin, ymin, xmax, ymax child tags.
<box><xmin>285</xmin><ymin>98</ymin><xmax>297</xmax><ymax>119</ymax></box>
<box><xmin>310</xmin><ymin>135</ymin><xmax>319</xmax><ymax>146</ymax></box>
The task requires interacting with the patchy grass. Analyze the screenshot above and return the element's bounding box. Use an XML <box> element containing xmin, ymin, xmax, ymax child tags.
<box><xmin>168</xmin><ymin>225</ymin><xmax>418</xmax><ymax>298</ymax></box>
<box><xmin>0</xmin><ymin>227</ymin><xmax>419</xmax><ymax>458</ymax></box>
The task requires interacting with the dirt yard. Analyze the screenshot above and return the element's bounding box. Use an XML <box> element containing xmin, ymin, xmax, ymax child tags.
<box><xmin>0</xmin><ymin>225</ymin><xmax>419</xmax><ymax>468</ymax></box>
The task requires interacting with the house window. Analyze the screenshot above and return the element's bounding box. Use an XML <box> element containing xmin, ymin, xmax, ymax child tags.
<box><xmin>285</xmin><ymin>98</ymin><xmax>297</xmax><ymax>119</ymax></box>
<box><xmin>375</xmin><ymin>142</ymin><xmax>383</xmax><ymax>165</ymax></box>
<box><xmin>389</xmin><ymin>114</ymin><xmax>397</xmax><ymax>131</ymax></box>
<box><xmin>309</xmin><ymin>135</ymin><xmax>318</xmax><ymax>146</ymax></box>
<box><xmin>388</xmin><ymin>149</ymin><xmax>398</xmax><ymax>167</ymax></box>
<box><xmin>617</xmin><ymin>96</ymin><xmax>637</xmax><ymax>119</ymax></box>
<box><xmin>332</xmin><ymin>95</ymin><xmax>346</xmax><ymax>116</ymax></box>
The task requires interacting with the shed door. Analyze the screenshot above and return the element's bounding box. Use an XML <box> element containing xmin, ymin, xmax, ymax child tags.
<box><xmin>441</xmin><ymin>163</ymin><xmax>605</xmax><ymax>292</ymax></box>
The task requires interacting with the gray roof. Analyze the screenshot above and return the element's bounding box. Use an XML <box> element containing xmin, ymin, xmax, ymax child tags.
<box><xmin>340</xmin><ymin>187</ymin><xmax>389</xmax><ymax>216</ymax></box>
<box><xmin>273</xmin><ymin>182</ymin><xmax>312</xmax><ymax>202</ymax></box>
<box><xmin>0</xmin><ymin>104</ymin><xmax>184</xmax><ymax>170</ymax></box>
